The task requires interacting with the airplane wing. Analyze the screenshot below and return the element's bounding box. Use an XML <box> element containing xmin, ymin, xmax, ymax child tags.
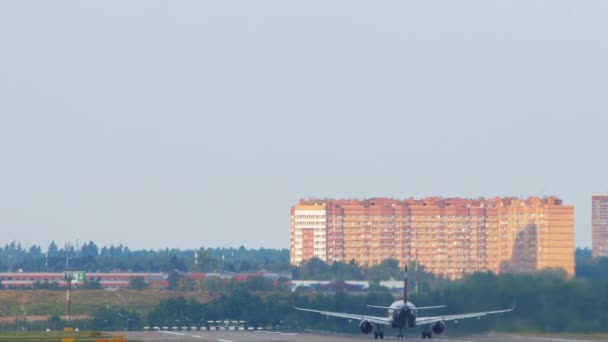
<box><xmin>294</xmin><ymin>306</ymin><xmax>391</xmax><ymax>325</ymax></box>
<box><xmin>416</xmin><ymin>306</ymin><xmax>514</xmax><ymax>326</ymax></box>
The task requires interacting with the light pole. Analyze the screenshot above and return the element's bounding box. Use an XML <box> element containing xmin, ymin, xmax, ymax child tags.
<box><xmin>64</xmin><ymin>271</ymin><xmax>74</xmax><ymax>324</ymax></box>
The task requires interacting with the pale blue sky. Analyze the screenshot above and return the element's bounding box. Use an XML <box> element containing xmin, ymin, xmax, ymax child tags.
<box><xmin>0</xmin><ymin>1</ymin><xmax>606</xmax><ymax>250</ymax></box>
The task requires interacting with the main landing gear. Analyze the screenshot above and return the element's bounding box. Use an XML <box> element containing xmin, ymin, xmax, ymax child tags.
<box><xmin>373</xmin><ymin>324</ymin><xmax>384</xmax><ymax>339</ymax></box>
<box><xmin>422</xmin><ymin>325</ymin><xmax>432</xmax><ymax>339</ymax></box>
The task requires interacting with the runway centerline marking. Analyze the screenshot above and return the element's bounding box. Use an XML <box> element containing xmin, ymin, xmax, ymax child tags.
<box><xmin>159</xmin><ymin>331</ymin><xmax>187</xmax><ymax>336</ymax></box>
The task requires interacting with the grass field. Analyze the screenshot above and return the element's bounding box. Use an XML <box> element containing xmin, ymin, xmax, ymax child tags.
<box><xmin>0</xmin><ymin>331</ymin><xmax>138</xmax><ymax>341</ymax></box>
<box><xmin>0</xmin><ymin>289</ymin><xmax>211</xmax><ymax>317</ymax></box>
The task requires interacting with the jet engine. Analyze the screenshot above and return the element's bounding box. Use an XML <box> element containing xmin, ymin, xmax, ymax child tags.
<box><xmin>359</xmin><ymin>320</ymin><xmax>373</xmax><ymax>334</ymax></box>
<box><xmin>432</xmin><ymin>321</ymin><xmax>445</xmax><ymax>335</ymax></box>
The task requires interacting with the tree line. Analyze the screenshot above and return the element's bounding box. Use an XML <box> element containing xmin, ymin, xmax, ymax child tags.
<box><xmin>0</xmin><ymin>242</ymin><xmax>606</xmax><ymax>289</ymax></box>
<box><xmin>0</xmin><ymin>242</ymin><xmax>607</xmax><ymax>333</ymax></box>
<box><xmin>19</xmin><ymin>268</ymin><xmax>603</xmax><ymax>334</ymax></box>
<box><xmin>137</xmin><ymin>264</ymin><xmax>608</xmax><ymax>334</ymax></box>
<box><xmin>140</xmin><ymin>251</ymin><xmax>607</xmax><ymax>334</ymax></box>
<box><xmin>0</xmin><ymin>242</ymin><xmax>290</xmax><ymax>274</ymax></box>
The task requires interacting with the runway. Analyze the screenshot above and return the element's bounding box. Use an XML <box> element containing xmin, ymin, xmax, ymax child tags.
<box><xmin>120</xmin><ymin>330</ymin><xmax>606</xmax><ymax>342</ymax></box>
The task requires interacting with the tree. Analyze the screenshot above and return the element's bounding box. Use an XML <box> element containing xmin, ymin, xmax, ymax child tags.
<box><xmin>90</xmin><ymin>306</ymin><xmax>141</xmax><ymax>331</ymax></box>
<box><xmin>242</xmin><ymin>276</ymin><xmax>274</xmax><ymax>291</ymax></box>
<box><xmin>168</xmin><ymin>271</ymin><xmax>182</xmax><ymax>290</ymax></box>
<box><xmin>48</xmin><ymin>314</ymin><xmax>63</xmax><ymax>331</ymax></box>
<box><xmin>28</xmin><ymin>245</ymin><xmax>42</xmax><ymax>256</ymax></box>
<box><xmin>365</xmin><ymin>258</ymin><xmax>401</xmax><ymax>281</ymax></box>
<box><xmin>239</xmin><ymin>260</ymin><xmax>252</xmax><ymax>272</ymax></box>
<box><xmin>577</xmin><ymin>256</ymin><xmax>608</xmax><ymax>279</ymax></box>
<box><xmin>47</xmin><ymin>241</ymin><xmax>59</xmax><ymax>257</ymax></box>
<box><xmin>82</xmin><ymin>278</ymin><xmax>104</xmax><ymax>290</ymax></box>
<box><xmin>81</xmin><ymin>241</ymin><xmax>99</xmax><ymax>257</ymax></box>
<box><xmin>129</xmin><ymin>277</ymin><xmax>149</xmax><ymax>290</ymax></box>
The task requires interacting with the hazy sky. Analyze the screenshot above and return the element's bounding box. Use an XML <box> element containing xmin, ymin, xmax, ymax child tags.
<box><xmin>1</xmin><ymin>1</ymin><xmax>606</xmax><ymax>251</ymax></box>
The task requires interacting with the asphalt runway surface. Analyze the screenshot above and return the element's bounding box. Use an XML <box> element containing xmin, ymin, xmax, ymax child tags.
<box><xmin>120</xmin><ymin>330</ymin><xmax>605</xmax><ymax>342</ymax></box>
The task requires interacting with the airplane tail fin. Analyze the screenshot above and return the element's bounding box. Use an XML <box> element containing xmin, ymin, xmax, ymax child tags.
<box><xmin>404</xmin><ymin>265</ymin><xmax>408</xmax><ymax>302</ymax></box>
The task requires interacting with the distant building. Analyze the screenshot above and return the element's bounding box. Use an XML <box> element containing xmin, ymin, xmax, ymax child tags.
<box><xmin>0</xmin><ymin>271</ymin><xmax>290</xmax><ymax>289</ymax></box>
<box><xmin>592</xmin><ymin>194</ymin><xmax>608</xmax><ymax>258</ymax></box>
<box><xmin>290</xmin><ymin>197</ymin><xmax>575</xmax><ymax>279</ymax></box>
<box><xmin>0</xmin><ymin>272</ymin><xmax>168</xmax><ymax>289</ymax></box>
<box><xmin>291</xmin><ymin>279</ymin><xmax>403</xmax><ymax>293</ymax></box>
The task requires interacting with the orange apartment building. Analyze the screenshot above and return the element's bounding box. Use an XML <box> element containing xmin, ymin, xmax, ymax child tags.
<box><xmin>290</xmin><ymin>197</ymin><xmax>575</xmax><ymax>279</ymax></box>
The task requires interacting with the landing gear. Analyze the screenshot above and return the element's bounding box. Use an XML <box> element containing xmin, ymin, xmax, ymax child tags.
<box><xmin>397</xmin><ymin>327</ymin><xmax>404</xmax><ymax>339</ymax></box>
<box><xmin>373</xmin><ymin>324</ymin><xmax>384</xmax><ymax>339</ymax></box>
<box><xmin>422</xmin><ymin>325</ymin><xmax>432</xmax><ymax>339</ymax></box>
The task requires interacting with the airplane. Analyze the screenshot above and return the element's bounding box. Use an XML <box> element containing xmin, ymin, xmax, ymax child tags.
<box><xmin>294</xmin><ymin>266</ymin><xmax>514</xmax><ymax>340</ymax></box>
